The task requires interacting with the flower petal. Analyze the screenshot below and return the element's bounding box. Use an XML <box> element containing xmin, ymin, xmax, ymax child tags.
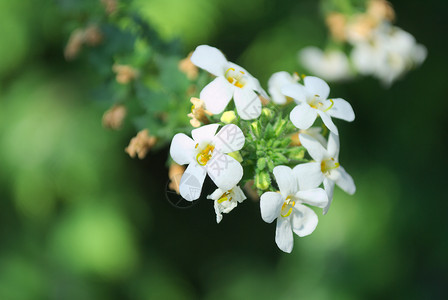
<box><xmin>234</xmin><ymin>87</ymin><xmax>261</xmax><ymax>120</ymax></box>
<box><xmin>232</xmin><ymin>186</ymin><xmax>247</xmax><ymax>203</ymax></box>
<box><xmin>296</xmin><ymin>188</ymin><xmax>328</xmax><ymax>208</ymax></box>
<box><xmin>323</xmin><ymin>178</ymin><xmax>335</xmax><ymax>215</ymax></box>
<box><xmin>281</xmin><ymin>83</ymin><xmax>307</xmax><ymax>102</ymax></box>
<box><xmin>191</xmin><ymin>124</ymin><xmax>220</xmax><ymax>143</ymax></box>
<box><xmin>200</xmin><ymin>77</ymin><xmax>234</xmax><ymax>114</ymax></box>
<box><xmin>304</xmin><ymin>76</ymin><xmax>330</xmax><ymax>99</ymax></box>
<box><xmin>179</xmin><ymin>162</ymin><xmax>207</xmax><ymax>201</ymax></box>
<box><xmin>170</xmin><ymin>133</ymin><xmax>195</xmax><ymax>165</ymax></box>
<box><xmin>327</xmin><ymin>132</ymin><xmax>340</xmax><ymax>159</ymax></box>
<box><xmin>290</xmin><ymin>104</ymin><xmax>317</xmax><ymax>130</ymax></box>
<box><xmin>327</xmin><ymin>98</ymin><xmax>355</xmax><ymax>122</ymax></box>
<box><xmin>206</xmin><ymin>153</ymin><xmax>243</xmax><ymax>191</ymax></box>
<box><xmin>212</xmin><ymin>124</ymin><xmax>245</xmax><ymax>153</ymax></box>
<box><xmin>260</xmin><ymin>192</ymin><xmax>284</xmax><ymax>223</ymax></box>
<box><xmin>273</xmin><ymin>166</ymin><xmax>297</xmax><ymax>197</ymax></box>
<box><xmin>299</xmin><ymin>133</ymin><xmax>326</xmax><ymax>161</ymax></box>
<box><xmin>291</xmin><ymin>204</ymin><xmax>318</xmax><ymax>237</ymax></box>
<box><xmin>190</xmin><ymin>45</ymin><xmax>227</xmax><ymax>77</ymax></box>
<box><xmin>295</xmin><ymin>162</ymin><xmax>324</xmax><ymax>190</ymax></box>
<box><xmin>207</xmin><ymin>188</ymin><xmax>226</xmax><ymax>201</ymax></box>
<box><xmin>317</xmin><ymin>110</ymin><xmax>338</xmax><ymax>135</ymax></box>
<box><xmin>275</xmin><ymin>217</ymin><xmax>294</xmax><ymax>253</ymax></box>
<box><xmin>335</xmin><ymin>166</ymin><xmax>356</xmax><ymax>195</ymax></box>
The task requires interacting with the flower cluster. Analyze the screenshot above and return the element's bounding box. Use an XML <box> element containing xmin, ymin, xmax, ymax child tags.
<box><xmin>170</xmin><ymin>45</ymin><xmax>356</xmax><ymax>252</ymax></box>
<box><xmin>298</xmin><ymin>0</ymin><xmax>426</xmax><ymax>86</ymax></box>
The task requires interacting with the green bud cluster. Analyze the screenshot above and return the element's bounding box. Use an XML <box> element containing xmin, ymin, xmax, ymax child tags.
<box><xmin>239</xmin><ymin>103</ymin><xmax>308</xmax><ymax>195</ymax></box>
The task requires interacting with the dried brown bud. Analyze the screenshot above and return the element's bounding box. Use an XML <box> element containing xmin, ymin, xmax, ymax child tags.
<box><xmin>100</xmin><ymin>0</ymin><xmax>118</xmax><ymax>15</ymax></box>
<box><xmin>290</xmin><ymin>132</ymin><xmax>301</xmax><ymax>147</ymax></box>
<box><xmin>367</xmin><ymin>0</ymin><xmax>395</xmax><ymax>22</ymax></box>
<box><xmin>346</xmin><ymin>14</ymin><xmax>378</xmax><ymax>42</ymax></box>
<box><xmin>259</xmin><ymin>95</ymin><xmax>270</xmax><ymax>106</ymax></box>
<box><xmin>178</xmin><ymin>52</ymin><xmax>198</xmax><ymax>80</ymax></box>
<box><xmin>244</xmin><ymin>180</ymin><xmax>260</xmax><ymax>202</ymax></box>
<box><xmin>83</xmin><ymin>25</ymin><xmax>103</xmax><ymax>46</ymax></box>
<box><xmin>64</xmin><ymin>29</ymin><xmax>85</xmax><ymax>60</ymax></box>
<box><xmin>125</xmin><ymin>129</ymin><xmax>157</xmax><ymax>159</ymax></box>
<box><xmin>326</xmin><ymin>13</ymin><xmax>347</xmax><ymax>42</ymax></box>
<box><xmin>168</xmin><ymin>163</ymin><xmax>186</xmax><ymax>194</ymax></box>
<box><xmin>102</xmin><ymin>104</ymin><xmax>126</xmax><ymax>130</ymax></box>
<box><xmin>112</xmin><ymin>64</ymin><xmax>138</xmax><ymax>84</ymax></box>
<box><xmin>187</xmin><ymin>97</ymin><xmax>212</xmax><ymax>128</ymax></box>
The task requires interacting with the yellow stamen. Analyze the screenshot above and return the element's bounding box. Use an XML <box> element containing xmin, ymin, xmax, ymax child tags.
<box><xmin>281</xmin><ymin>196</ymin><xmax>296</xmax><ymax>218</ymax></box>
<box><xmin>324</xmin><ymin>99</ymin><xmax>334</xmax><ymax>112</ymax></box>
<box><xmin>217</xmin><ymin>192</ymin><xmax>232</xmax><ymax>204</ymax></box>
<box><xmin>196</xmin><ymin>144</ymin><xmax>215</xmax><ymax>166</ymax></box>
<box><xmin>225</xmin><ymin>67</ymin><xmax>246</xmax><ymax>88</ymax></box>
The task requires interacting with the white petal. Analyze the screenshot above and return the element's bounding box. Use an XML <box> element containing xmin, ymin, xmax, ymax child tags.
<box><xmin>304</xmin><ymin>76</ymin><xmax>330</xmax><ymax>99</ymax></box>
<box><xmin>296</xmin><ymin>188</ymin><xmax>328</xmax><ymax>208</ymax></box>
<box><xmin>268</xmin><ymin>71</ymin><xmax>295</xmax><ymax>104</ymax></box>
<box><xmin>323</xmin><ymin>178</ymin><xmax>335</xmax><ymax>215</ymax></box>
<box><xmin>295</xmin><ymin>162</ymin><xmax>324</xmax><ymax>190</ymax></box>
<box><xmin>291</xmin><ymin>204</ymin><xmax>318</xmax><ymax>237</ymax></box>
<box><xmin>234</xmin><ymin>87</ymin><xmax>261</xmax><ymax>120</ymax></box>
<box><xmin>260</xmin><ymin>192</ymin><xmax>284</xmax><ymax>223</ymax></box>
<box><xmin>179</xmin><ymin>162</ymin><xmax>207</xmax><ymax>201</ymax></box>
<box><xmin>281</xmin><ymin>83</ymin><xmax>307</xmax><ymax>102</ymax></box>
<box><xmin>190</xmin><ymin>45</ymin><xmax>227</xmax><ymax>77</ymax></box>
<box><xmin>200</xmin><ymin>77</ymin><xmax>234</xmax><ymax>114</ymax></box>
<box><xmin>207</xmin><ymin>188</ymin><xmax>226</xmax><ymax>201</ymax></box>
<box><xmin>192</xmin><ymin>124</ymin><xmax>220</xmax><ymax>143</ymax></box>
<box><xmin>327</xmin><ymin>132</ymin><xmax>340</xmax><ymax>159</ymax></box>
<box><xmin>206</xmin><ymin>153</ymin><xmax>243</xmax><ymax>191</ymax></box>
<box><xmin>290</xmin><ymin>104</ymin><xmax>317</xmax><ymax>130</ymax></box>
<box><xmin>170</xmin><ymin>133</ymin><xmax>195</xmax><ymax>165</ymax></box>
<box><xmin>212</xmin><ymin>124</ymin><xmax>245</xmax><ymax>153</ymax></box>
<box><xmin>335</xmin><ymin>166</ymin><xmax>356</xmax><ymax>195</ymax></box>
<box><xmin>317</xmin><ymin>110</ymin><xmax>338</xmax><ymax>135</ymax></box>
<box><xmin>327</xmin><ymin>98</ymin><xmax>355</xmax><ymax>122</ymax></box>
<box><xmin>299</xmin><ymin>133</ymin><xmax>326</xmax><ymax>161</ymax></box>
<box><xmin>232</xmin><ymin>186</ymin><xmax>247</xmax><ymax>203</ymax></box>
<box><xmin>273</xmin><ymin>166</ymin><xmax>297</xmax><ymax>197</ymax></box>
<box><xmin>275</xmin><ymin>217</ymin><xmax>294</xmax><ymax>253</ymax></box>
<box><xmin>214</xmin><ymin>201</ymin><xmax>223</xmax><ymax>223</ymax></box>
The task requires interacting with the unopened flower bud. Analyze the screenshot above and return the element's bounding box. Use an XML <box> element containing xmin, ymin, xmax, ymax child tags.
<box><xmin>367</xmin><ymin>0</ymin><xmax>395</xmax><ymax>22</ymax></box>
<box><xmin>326</xmin><ymin>12</ymin><xmax>347</xmax><ymax>42</ymax></box>
<box><xmin>255</xmin><ymin>171</ymin><xmax>270</xmax><ymax>190</ymax></box>
<box><xmin>113</xmin><ymin>64</ymin><xmax>138</xmax><ymax>84</ymax></box>
<box><xmin>220</xmin><ymin>111</ymin><xmax>236</xmax><ymax>124</ymax></box>
<box><xmin>64</xmin><ymin>29</ymin><xmax>85</xmax><ymax>60</ymax></box>
<box><xmin>102</xmin><ymin>104</ymin><xmax>126</xmax><ymax>130</ymax></box>
<box><xmin>228</xmin><ymin>151</ymin><xmax>243</xmax><ymax>163</ymax></box>
<box><xmin>251</xmin><ymin>121</ymin><xmax>261</xmax><ymax>137</ymax></box>
<box><xmin>83</xmin><ymin>25</ymin><xmax>103</xmax><ymax>46</ymax></box>
<box><xmin>262</xmin><ymin>108</ymin><xmax>273</xmax><ymax>119</ymax></box>
<box><xmin>257</xmin><ymin>157</ymin><xmax>267</xmax><ymax>170</ymax></box>
<box><xmin>125</xmin><ymin>129</ymin><xmax>157</xmax><ymax>159</ymax></box>
<box><xmin>178</xmin><ymin>52</ymin><xmax>198</xmax><ymax>80</ymax></box>
<box><xmin>274</xmin><ymin>119</ymin><xmax>287</xmax><ymax>137</ymax></box>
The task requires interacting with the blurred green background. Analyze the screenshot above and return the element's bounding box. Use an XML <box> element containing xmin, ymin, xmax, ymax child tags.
<box><xmin>0</xmin><ymin>0</ymin><xmax>447</xmax><ymax>299</ymax></box>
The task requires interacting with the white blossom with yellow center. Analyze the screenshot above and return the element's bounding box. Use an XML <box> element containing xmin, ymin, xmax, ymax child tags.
<box><xmin>207</xmin><ymin>186</ymin><xmax>246</xmax><ymax>223</ymax></box>
<box><xmin>295</xmin><ymin>133</ymin><xmax>356</xmax><ymax>214</ymax></box>
<box><xmin>260</xmin><ymin>166</ymin><xmax>328</xmax><ymax>253</ymax></box>
<box><xmin>281</xmin><ymin>76</ymin><xmax>355</xmax><ymax>135</ymax></box>
<box><xmin>170</xmin><ymin>124</ymin><xmax>245</xmax><ymax>201</ymax></box>
<box><xmin>191</xmin><ymin>45</ymin><xmax>269</xmax><ymax>120</ymax></box>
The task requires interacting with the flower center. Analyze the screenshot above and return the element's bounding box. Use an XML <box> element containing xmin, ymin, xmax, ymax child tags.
<box><xmin>196</xmin><ymin>143</ymin><xmax>215</xmax><ymax>166</ymax></box>
<box><xmin>281</xmin><ymin>196</ymin><xmax>296</xmax><ymax>218</ymax></box>
<box><xmin>225</xmin><ymin>67</ymin><xmax>247</xmax><ymax>88</ymax></box>
<box><xmin>309</xmin><ymin>95</ymin><xmax>334</xmax><ymax>112</ymax></box>
<box><xmin>217</xmin><ymin>191</ymin><xmax>232</xmax><ymax>204</ymax></box>
<box><xmin>321</xmin><ymin>157</ymin><xmax>340</xmax><ymax>174</ymax></box>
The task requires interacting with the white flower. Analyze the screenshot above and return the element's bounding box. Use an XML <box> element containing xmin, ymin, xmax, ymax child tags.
<box><xmin>351</xmin><ymin>24</ymin><xmax>427</xmax><ymax>86</ymax></box>
<box><xmin>260</xmin><ymin>166</ymin><xmax>328</xmax><ymax>253</ymax></box>
<box><xmin>296</xmin><ymin>132</ymin><xmax>356</xmax><ymax>214</ymax></box>
<box><xmin>191</xmin><ymin>45</ymin><xmax>268</xmax><ymax>120</ymax></box>
<box><xmin>170</xmin><ymin>124</ymin><xmax>245</xmax><ymax>201</ymax></box>
<box><xmin>299</xmin><ymin>127</ymin><xmax>327</xmax><ymax>148</ymax></box>
<box><xmin>207</xmin><ymin>186</ymin><xmax>246</xmax><ymax>223</ymax></box>
<box><xmin>267</xmin><ymin>71</ymin><xmax>299</xmax><ymax>105</ymax></box>
<box><xmin>281</xmin><ymin>76</ymin><xmax>355</xmax><ymax>135</ymax></box>
<box><xmin>299</xmin><ymin>47</ymin><xmax>353</xmax><ymax>82</ymax></box>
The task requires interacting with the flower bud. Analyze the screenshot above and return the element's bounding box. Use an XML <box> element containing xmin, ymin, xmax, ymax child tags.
<box><xmin>220</xmin><ymin>111</ymin><xmax>236</xmax><ymax>124</ymax></box>
<box><xmin>274</xmin><ymin>119</ymin><xmax>287</xmax><ymax>137</ymax></box>
<box><xmin>251</xmin><ymin>121</ymin><xmax>261</xmax><ymax>137</ymax></box>
<box><xmin>257</xmin><ymin>157</ymin><xmax>267</xmax><ymax>170</ymax></box>
<box><xmin>255</xmin><ymin>171</ymin><xmax>270</xmax><ymax>190</ymax></box>
<box><xmin>262</xmin><ymin>108</ymin><xmax>273</xmax><ymax>119</ymax></box>
<box><xmin>228</xmin><ymin>151</ymin><xmax>243</xmax><ymax>163</ymax></box>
